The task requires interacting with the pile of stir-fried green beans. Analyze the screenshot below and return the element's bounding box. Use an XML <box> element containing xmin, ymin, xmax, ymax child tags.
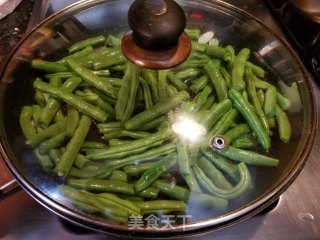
<box><xmin>19</xmin><ymin>29</ymin><xmax>292</xmax><ymax>225</ymax></box>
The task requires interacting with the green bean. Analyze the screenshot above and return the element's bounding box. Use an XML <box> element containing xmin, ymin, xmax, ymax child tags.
<box><xmin>205</xmin><ymin>44</ymin><xmax>234</xmax><ymax>62</ymax></box>
<box><xmin>31</xmin><ymin>59</ymin><xmax>68</xmax><ymax>72</ymax></box>
<box><xmin>232</xmin><ymin>135</ymin><xmax>257</xmax><ymax>149</ymax></box>
<box><xmin>48</xmin><ymin>149</ymin><xmax>61</xmax><ymax>164</ymax></box>
<box><xmin>122</xmin><ymin>64</ymin><xmax>139</xmax><ymax>122</ymax></box>
<box><xmin>177</xmin><ymin>138</ymin><xmax>201</xmax><ymax>192</ymax></box>
<box><xmin>246</xmin><ymin>61</ymin><xmax>265</xmax><ymax>78</ymax></box>
<box><xmin>228</xmin><ymin>88</ymin><xmax>270</xmax><ymax>151</ymax></box>
<box><xmin>68</xmin><ymin>35</ymin><xmax>106</xmax><ymax>53</ymax></box>
<box><xmin>35</xmin><ymin>88</ymin><xmax>46</xmax><ymax>108</ymax></box>
<box><xmin>175</xmin><ymin>68</ymin><xmax>201</xmax><ymax>80</ymax></box>
<box><xmin>152</xmin><ymin>180</ymin><xmax>228</xmax><ymax>211</ymax></box>
<box><xmin>106</xmin><ymin>35</ymin><xmax>121</xmax><ymax>47</ymax></box>
<box><xmin>64</xmin><ymin>197</ymin><xmax>101</xmax><ymax>214</ymax></box>
<box><xmin>201</xmin><ymin>149</ymin><xmax>239</xmax><ymax>182</ymax></box>
<box><xmin>58</xmin><ymin>46</ymin><xmax>94</xmax><ymax>64</ymax></box>
<box><xmin>96</xmin><ymin>192</ymin><xmax>140</xmax><ymax>214</ymax></box>
<box><xmin>276</xmin><ymin>92</ymin><xmax>291</xmax><ymax>111</ymax></box>
<box><xmin>45</xmin><ymin>72</ymin><xmax>77</xmax><ymax>79</ymax></box>
<box><xmin>65</xmin><ymin>107</ymin><xmax>79</xmax><ymax>137</ymax></box>
<box><xmin>93</xmin><ymin>51</ymin><xmax>125</xmax><ymax>70</ymax></box>
<box><xmin>253</xmin><ymin>75</ymin><xmax>271</xmax><ymax>89</ymax></box>
<box><xmin>78</xmin><ymin>88</ymin><xmax>116</xmax><ymax>117</ymax></box>
<box><xmin>199</xmin><ymin>95</ymin><xmax>216</xmax><ymax>111</ymax></box>
<box><xmin>81</xmin><ymin>141</ymin><xmax>107</xmax><ymax>150</ymax></box>
<box><xmin>67</xmin><ymin>179</ymin><xmax>159</xmax><ymax>198</ymax></box>
<box><xmin>26</xmin><ymin>117</ymin><xmax>67</xmax><ymax>147</ymax></box>
<box><xmin>208</xmin><ymin>108</ymin><xmax>238</xmax><ymax>137</ymax></box>
<box><xmin>198</xmin><ymin>157</ymin><xmax>233</xmax><ymax>190</ymax></box>
<box><xmin>134</xmin><ymin>153</ymin><xmax>177</xmax><ymax>192</ymax></box>
<box><xmin>68</xmin><ymin>166</ymin><xmax>114</xmax><ymax>179</ymax></box>
<box><xmin>34</xmin><ymin>79</ymin><xmax>108</xmax><ymax>122</ymax></box>
<box><xmin>124</xmin><ymin>91</ymin><xmax>190</xmax><ymax>130</ymax></box>
<box><xmin>39</xmin><ymin>77</ymin><xmax>82</xmax><ymax>127</ymax></box>
<box><xmin>166</xmin><ymin>84</ymin><xmax>179</xmax><ymax>97</ymax></box>
<box><xmin>220</xmin><ymin>66</ymin><xmax>231</xmax><ymax>89</ymax></box>
<box><xmin>191</xmin><ymin>41</ymin><xmax>206</xmax><ymax>52</ymax></box>
<box><xmin>89</xmin><ymin>139</ymin><xmax>163</xmax><ymax>161</ymax></box>
<box><xmin>200</xmin><ymin>98</ymin><xmax>232</xmax><ymax>131</ymax></box>
<box><xmin>97</xmin><ymin>121</ymin><xmax>121</xmax><ymax>131</ymax></box>
<box><xmin>67</xmin><ymin>59</ymin><xmax>117</xmax><ymax>99</ymax></box>
<box><xmin>217</xmin><ymin>145</ymin><xmax>279</xmax><ymax>166</ymax></box>
<box><xmin>158</xmin><ymin>70</ymin><xmax>168</xmax><ymax>102</ymax></box>
<box><xmin>115</xmin><ymin>63</ymin><xmax>132</xmax><ymax>121</ymax></box>
<box><xmin>246</xmin><ymin>67</ymin><xmax>270</xmax><ymax>134</ymax></box>
<box><xmin>87</xmin><ymin>128</ymin><xmax>172</xmax><ymax>160</ymax></box>
<box><xmin>193</xmin><ymin>162</ymin><xmax>251</xmax><ymax>199</ymax></box>
<box><xmin>223</xmin><ymin>123</ymin><xmax>251</xmax><ymax>144</ymax></box>
<box><xmin>185</xmin><ymin>28</ymin><xmax>201</xmax><ymax>40</ymax></box>
<box><xmin>269</xmin><ymin>116</ymin><xmax>277</xmax><ymax>128</ymax></box>
<box><xmin>140</xmin><ymin>78</ymin><xmax>153</xmax><ymax>109</ymax></box>
<box><xmin>98</xmin><ymin>143</ymin><xmax>176</xmax><ymax>169</ymax></box>
<box><xmin>194</xmin><ymin>84</ymin><xmax>213</xmax><ymax>111</ymax></box>
<box><xmin>123</xmin><ymin>162</ymin><xmax>157</xmax><ymax>175</ymax></box>
<box><xmin>108</xmin><ymin>139</ymin><xmax>132</xmax><ymax>146</ymax></box>
<box><xmin>264</xmin><ymin>85</ymin><xmax>277</xmax><ymax>118</ymax></box>
<box><xmin>231</xmin><ymin>48</ymin><xmax>250</xmax><ymax>91</ymax></box>
<box><xmin>103</xmin><ymin>130</ymin><xmax>151</xmax><ymax>140</ymax></box>
<box><xmin>190</xmin><ymin>75</ymin><xmax>209</xmax><ymax>94</ymax></box>
<box><xmin>167</xmin><ymin>72</ymin><xmax>187</xmax><ymax>90</ymax></box>
<box><xmin>256</xmin><ymin>89</ymin><xmax>265</xmax><ymax>108</ymax></box>
<box><xmin>54</xmin><ymin>115</ymin><xmax>92</xmax><ymax>177</ymax></box>
<box><xmin>109</xmin><ymin>170</ymin><xmax>128</xmax><ymax>182</ymax></box>
<box><xmin>20</xmin><ymin>106</ymin><xmax>36</xmax><ymax>140</ymax></box>
<box><xmin>38</xmin><ymin>132</ymin><xmax>66</xmax><ymax>154</ymax></box>
<box><xmin>31</xmin><ymin>105</ymin><xmax>42</xmax><ymax>129</ymax></box>
<box><xmin>69</xmin><ymin>164</ymin><xmax>113</xmax><ymax>179</ymax></box>
<box><xmin>205</xmin><ymin>59</ymin><xmax>228</xmax><ymax>101</ymax></box>
<box><xmin>141</xmin><ymin>69</ymin><xmax>159</xmax><ymax>104</ymax></box>
<box><xmin>74</xmin><ymin>153</ymin><xmax>90</xmax><ymax>168</ymax></box>
<box><xmin>60</xmin><ymin>186</ymin><xmax>132</xmax><ymax>222</ymax></box>
<box><xmin>34</xmin><ymin>148</ymin><xmax>54</xmax><ymax>170</ymax></box>
<box><xmin>135</xmin><ymin>200</ymin><xmax>186</xmax><ymax>215</ymax></box>
<box><xmin>275</xmin><ymin>104</ymin><xmax>291</xmax><ymax>143</ymax></box>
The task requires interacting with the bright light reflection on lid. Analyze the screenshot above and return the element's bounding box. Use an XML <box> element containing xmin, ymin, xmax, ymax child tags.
<box><xmin>172</xmin><ymin>115</ymin><xmax>206</xmax><ymax>142</ymax></box>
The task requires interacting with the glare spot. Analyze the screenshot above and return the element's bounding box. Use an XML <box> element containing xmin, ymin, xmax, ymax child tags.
<box><xmin>172</xmin><ymin>115</ymin><xmax>206</xmax><ymax>142</ymax></box>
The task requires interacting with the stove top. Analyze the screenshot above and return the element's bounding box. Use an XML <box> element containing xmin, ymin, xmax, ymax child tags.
<box><xmin>1</xmin><ymin>0</ymin><xmax>320</xmax><ymax>239</ymax></box>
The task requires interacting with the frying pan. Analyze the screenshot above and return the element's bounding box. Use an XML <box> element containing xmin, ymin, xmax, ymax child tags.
<box><xmin>0</xmin><ymin>0</ymin><xmax>316</xmax><ymax>237</ymax></box>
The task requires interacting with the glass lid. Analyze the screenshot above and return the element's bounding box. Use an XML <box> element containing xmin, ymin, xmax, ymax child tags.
<box><xmin>0</xmin><ymin>0</ymin><xmax>316</xmax><ymax>235</ymax></box>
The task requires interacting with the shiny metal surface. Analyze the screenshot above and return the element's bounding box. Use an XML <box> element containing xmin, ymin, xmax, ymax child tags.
<box><xmin>0</xmin><ymin>0</ymin><xmax>320</xmax><ymax>239</ymax></box>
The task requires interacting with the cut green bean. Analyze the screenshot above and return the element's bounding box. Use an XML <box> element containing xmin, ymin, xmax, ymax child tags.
<box><xmin>205</xmin><ymin>59</ymin><xmax>228</xmax><ymax>101</ymax></box>
<box><xmin>68</xmin><ymin>35</ymin><xmax>106</xmax><ymax>53</ymax></box>
<box><xmin>228</xmin><ymin>88</ymin><xmax>270</xmax><ymax>151</ymax></box>
<box><xmin>68</xmin><ymin>179</ymin><xmax>159</xmax><ymax>199</ymax></box>
<box><xmin>124</xmin><ymin>91</ymin><xmax>190</xmax><ymax>130</ymax></box>
<box><xmin>26</xmin><ymin>117</ymin><xmax>67</xmax><ymax>147</ymax></box>
<box><xmin>39</xmin><ymin>76</ymin><xmax>82</xmax><ymax>128</ymax></box>
<box><xmin>54</xmin><ymin>115</ymin><xmax>92</xmax><ymax>177</ymax></box>
<box><xmin>134</xmin><ymin>153</ymin><xmax>177</xmax><ymax>192</ymax></box>
<box><xmin>34</xmin><ymin>79</ymin><xmax>108</xmax><ymax>122</ymax></box>
<box><xmin>20</xmin><ymin>106</ymin><xmax>36</xmax><ymax>140</ymax></box>
<box><xmin>275</xmin><ymin>104</ymin><xmax>291</xmax><ymax>143</ymax></box>
<box><xmin>231</xmin><ymin>48</ymin><xmax>250</xmax><ymax>91</ymax></box>
<box><xmin>217</xmin><ymin>145</ymin><xmax>279</xmax><ymax>166</ymax></box>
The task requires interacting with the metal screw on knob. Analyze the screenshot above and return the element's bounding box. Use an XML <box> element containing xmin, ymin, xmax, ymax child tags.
<box><xmin>210</xmin><ymin>136</ymin><xmax>229</xmax><ymax>150</ymax></box>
